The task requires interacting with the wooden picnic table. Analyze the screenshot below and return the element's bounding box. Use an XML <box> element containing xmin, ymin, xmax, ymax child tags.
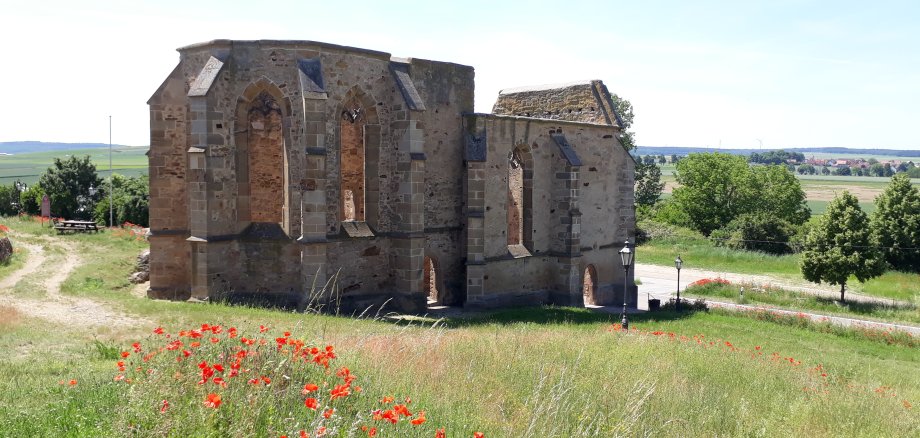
<box><xmin>54</xmin><ymin>220</ymin><xmax>100</xmax><ymax>234</ymax></box>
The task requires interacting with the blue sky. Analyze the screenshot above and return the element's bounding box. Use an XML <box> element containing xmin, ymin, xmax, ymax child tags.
<box><xmin>1</xmin><ymin>0</ymin><xmax>918</xmax><ymax>150</ymax></box>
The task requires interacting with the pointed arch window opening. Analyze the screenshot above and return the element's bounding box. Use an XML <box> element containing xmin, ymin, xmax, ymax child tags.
<box><xmin>246</xmin><ymin>90</ymin><xmax>285</xmax><ymax>226</ymax></box>
<box><xmin>507</xmin><ymin>149</ymin><xmax>525</xmax><ymax>247</ymax></box>
<box><xmin>340</xmin><ymin>100</ymin><xmax>366</xmax><ymax>223</ymax></box>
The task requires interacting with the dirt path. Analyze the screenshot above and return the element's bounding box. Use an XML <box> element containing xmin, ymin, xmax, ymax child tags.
<box><xmin>0</xmin><ymin>234</ymin><xmax>150</xmax><ymax>329</ymax></box>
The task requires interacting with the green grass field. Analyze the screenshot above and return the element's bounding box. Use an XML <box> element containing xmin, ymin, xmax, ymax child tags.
<box><xmin>0</xmin><ymin>216</ymin><xmax>917</xmax><ymax>436</ymax></box>
<box><xmin>637</xmin><ymin>223</ymin><xmax>920</xmax><ymax>303</ymax></box>
<box><xmin>0</xmin><ymin>147</ymin><xmax>149</xmax><ymax>185</ymax></box>
<box><xmin>684</xmin><ymin>281</ymin><xmax>920</xmax><ymax>325</ymax></box>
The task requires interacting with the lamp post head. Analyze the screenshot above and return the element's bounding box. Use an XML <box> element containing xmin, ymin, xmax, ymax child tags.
<box><xmin>618</xmin><ymin>240</ymin><xmax>633</xmax><ymax>269</ymax></box>
<box><xmin>675</xmin><ymin>254</ymin><xmax>683</xmax><ymax>271</ymax></box>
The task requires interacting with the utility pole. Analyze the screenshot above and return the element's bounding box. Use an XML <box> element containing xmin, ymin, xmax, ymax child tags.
<box><xmin>109</xmin><ymin>115</ymin><xmax>113</xmax><ymax>227</ymax></box>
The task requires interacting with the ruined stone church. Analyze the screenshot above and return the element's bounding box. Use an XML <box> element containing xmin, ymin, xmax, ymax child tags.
<box><xmin>148</xmin><ymin>40</ymin><xmax>636</xmax><ymax>313</ymax></box>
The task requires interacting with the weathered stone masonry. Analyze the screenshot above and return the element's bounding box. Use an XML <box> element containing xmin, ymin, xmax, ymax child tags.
<box><xmin>148</xmin><ymin>40</ymin><xmax>636</xmax><ymax>313</ymax></box>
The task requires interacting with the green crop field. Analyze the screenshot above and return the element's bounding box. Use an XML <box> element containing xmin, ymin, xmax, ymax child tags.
<box><xmin>0</xmin><ymin>147</ymin><xmax>149</xmax><ymax>185</ymax></box>
<box><xmin>655</xmin><ymin>162</ymin><xmax>918</xmax><ymax>216</ymax></box>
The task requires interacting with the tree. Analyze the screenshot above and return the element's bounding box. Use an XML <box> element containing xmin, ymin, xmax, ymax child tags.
<box><xmin>38</xmin><ymin>155</ymin><xmax>102</xmax><ymax>219</ymax></box>
<box><xmin>821</xmin><ymin>166</ymin><xmax>830</xmax><ymax>175</ymax></box>
<box><xmin>657</xmin><ymin>155</ymin><xmax>666</xmax><ymax>164</ymax></box>
<box><xmin>19</xmin><ymin>185</ymin><xmax>44</xmax><ymax>215</ymax></box>
<box><xmin>869</xmin><ymin>163</ymin><xmax>885</xmax><ymax>177</ymax></box>
<box><xmin>834</xmin><ymin>166</ymin><xmax>851</xmax><ymax>176</ymax></box>
<box><xmin>610</xmin><ymin>94</ymin><xmax>636</xmax><ymax>152</ymax></box>
<box><xmin>634</xmin><ymin>161</ymin><xmax>664</xmax><ymax>207</ymax></box>
<box><xmin>94</xmin><ymin>174</ymin><xmax>150</xmax><ymax>227</ymax></box>
<box><xmin>0</xmin><ymin>185</ymin><xmax>18</xmax><ymax>216</ymax></box>
<box><xmin>870</xmin><ymin>173</ymin><xmax>920</xmax><ymax>272</ymax></box>
<box><xmin>670</xmin><ymin>153</ymin><xmax>809</xmax><ymax>235</ymax></box>
<box><xmin>643</xmin><ymin>155</ymin><xmax>656</xmax><ymax>165</ymax></box>
<box><xmin>797</xmin><ymin>164</ymin><xmax>816</xmax><ymax>175</ymax></box>
<box><xmin>801</xmin><ymin>191</ymin><xmax>885</xmax><ymax>302</ymax></box>
<box><xmin>670</xmin><ymin>154</ymin><xmax>679</xmax><ymax>164</ymax></box>
<box><xmin>711</xmin><ymin>213</ymin><xmax>796</xmax><ymax>255</ymax></box>
<box><xmin>883</xmin><ymin>163</ymin><xmax>894</xmax><ymax>177</ymax></box>
<box><xmin>671</xmin><ymin>153</ymin><xmax>756</xmax><ymax>235</ymax></box>
<box><xmin>751</xmin><ymin>165</ymin><xmax>810</xmax><ymax>225</ymax></box>
<box><xmin>748</xmin><ymin>150</ymin><xmax>804</xmax><ymax>165</ymax></box>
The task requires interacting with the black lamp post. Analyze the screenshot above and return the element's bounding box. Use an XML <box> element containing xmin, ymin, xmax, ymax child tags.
<box><xmin>675</xmin><ymin>255</ymin><xmax>683</xmax><ymax>311</ymax></box>
<box><xmin>618</xmin><ymin>240</ymin><xmax>634</xmax><ymax>330</ymax></box>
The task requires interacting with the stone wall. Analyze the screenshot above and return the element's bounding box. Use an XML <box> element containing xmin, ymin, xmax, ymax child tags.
<box><xmin>492</xmin><ymin>80</ymin><xmax>621</xmax><ymax>127</ymax></box>
<box><xmin>464</xmin><ymin>114</ymin><xmax>636</xmax><ymax>308</ymax></box>
<box><xmin>147</xmin><ymin>39</ymin><xmax>634</xmax><ymax>313</ymax></box>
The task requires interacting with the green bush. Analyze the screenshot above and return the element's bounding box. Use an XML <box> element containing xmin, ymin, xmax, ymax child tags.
<box><xmin>651</xmin><ymin>199</ymin><xmax>691</xmax><ymax>228</ymax></box>
<box><xmin>0</xmin><ymin>185</ymin><xmax>18</xmax><ymax>216</ymax></box>
<box><xmin>19</xmin><ymin>185</ymin><xmax>44</xmax><ymax>215</ymax></box>
<box><xmin>93</xmin><ymin>174</ymin><xmax>149</xmax><ymax>227</ymax></box>
<box><xmin>635</xmin><ymin>217</ymin><xmax>704</xmax><ymax>245</ymax></box>
<box><xmin>38</xmin><ymin>155</ymin><xmax>102</xmax><ymax>219</ymax></box>
<box><xmin>710</xmin><ymin>213</ymin><xmax>795</xmax><ymax>255</ymax></box>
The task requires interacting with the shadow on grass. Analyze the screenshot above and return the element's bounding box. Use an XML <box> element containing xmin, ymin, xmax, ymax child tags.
<box><xmin>814</xmin><ymin>296</ymin><xmax>916</xmax><ymax>315</ymax></box>
<box><xmin>431</xmin><ymin>305</ymin><xmax>704</xmax><ymax>328</ymax></box>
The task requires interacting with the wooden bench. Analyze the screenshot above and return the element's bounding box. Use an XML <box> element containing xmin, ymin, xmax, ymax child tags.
<box><xmin>54</xmin><ymin>220</ymin><xmax>100</xmax><ymax>234</ymax></box>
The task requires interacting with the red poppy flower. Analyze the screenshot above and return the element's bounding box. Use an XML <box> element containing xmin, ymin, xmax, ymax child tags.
<box><xmin>302</xmin><ymin>383</ymin><xmax>319</xmax><ymax>394</ymax></box>
<box><xmin>394</xmin><ymin>404</ymin><xmax>411</xmax><ymax>417</ymax></box>
<box><xmin>304</xmin><ymin>397</ymin><xmax>318</xmax><ymax>410</ymax></box>
<box><xmin>204</xmin><ymin>393</ymin><xmax>222</xmax><ymax>408</ymax></box>
<box><xmin>160</xmin><ymin>400</ymin><xmax>169</xmax><ymax>413</ymax></box>
<box><xmin>435</xmin><ymin>429</ymin><xmax>446</xmax><ymax>438</ymax></box>
<box><xmin>323</xmin><ymin>408</ymin><xmax>334</xmax><ymax>419</ymax></box>
<box><xmin>474</xmin><ymin>433</ymin><xmax>484</xmax><ymax>438</ymax></box>
<box><xmin>330</xmin><ymin>384</ymin><xmax>350</xmax><ymax>400</ymax></box>
<box><xmin>410</xmin><ymin>411</ymin><xmax>426</xmax><ymax>425</ymax></box>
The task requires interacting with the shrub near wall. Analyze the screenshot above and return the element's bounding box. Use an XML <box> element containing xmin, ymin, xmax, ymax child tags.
<box><xmin>711</xmin><ymin>213</ymin><xmax>796</xmax><ymax>255</ymax></box>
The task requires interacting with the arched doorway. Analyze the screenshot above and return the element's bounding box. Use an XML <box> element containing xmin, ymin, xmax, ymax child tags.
<box><xmin>583</xmin><ymin>265</ymin><xmax>598</xmax><ymax>306</ymax></box>
<box><xmin>424</xmin><ymin>256</ymin><xmax>440</xmax><ymax>305</ymax></box>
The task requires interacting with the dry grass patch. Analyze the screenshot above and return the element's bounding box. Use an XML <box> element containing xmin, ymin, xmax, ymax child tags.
<box><xmin>0</xmin><ymin>305</ymin><xmax>22</xmax><ymax>328</ymax></box>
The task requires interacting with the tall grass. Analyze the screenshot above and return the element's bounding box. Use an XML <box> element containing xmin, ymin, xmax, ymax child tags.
<box><xmin>685</xmin><ymin>281</ymin><xmax>920</xmax><ymax>325</ymax></box>
<box><xmin>637</xmin><ymin>221</ymin><xmax>920</xmax><ymax>302</ymax></box>
<box><xmin>0</xmin><ymin>214</ymin><xmax>917</xmax><ymax>436</ymax></box>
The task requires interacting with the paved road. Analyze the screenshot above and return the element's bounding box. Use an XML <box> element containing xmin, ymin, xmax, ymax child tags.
<box><xmin>635</xmin><ymin>263</ymin><xmax>905</xmax><ymax>306</ymax></box>
<box><xmin>633</xmin><ymin>262</ymin><xmax>920</xmax><ymax>335</ymax></box>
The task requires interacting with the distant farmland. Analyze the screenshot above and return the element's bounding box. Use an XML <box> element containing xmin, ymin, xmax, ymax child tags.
<box><xmin>0</xmin><ymin>146</ymin><xmax>148</xmax><ymax>185</ymax></box>
<box><xmin>658</xmin><ymin>164</ymin><xmax>919</xmax><ymax>216</ymax></box>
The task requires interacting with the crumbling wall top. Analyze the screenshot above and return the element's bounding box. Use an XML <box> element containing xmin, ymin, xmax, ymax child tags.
<box><xmin>491</xmin><ymin>79</ymin><xmax>623</xmax><ymax>127</ymax></box>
